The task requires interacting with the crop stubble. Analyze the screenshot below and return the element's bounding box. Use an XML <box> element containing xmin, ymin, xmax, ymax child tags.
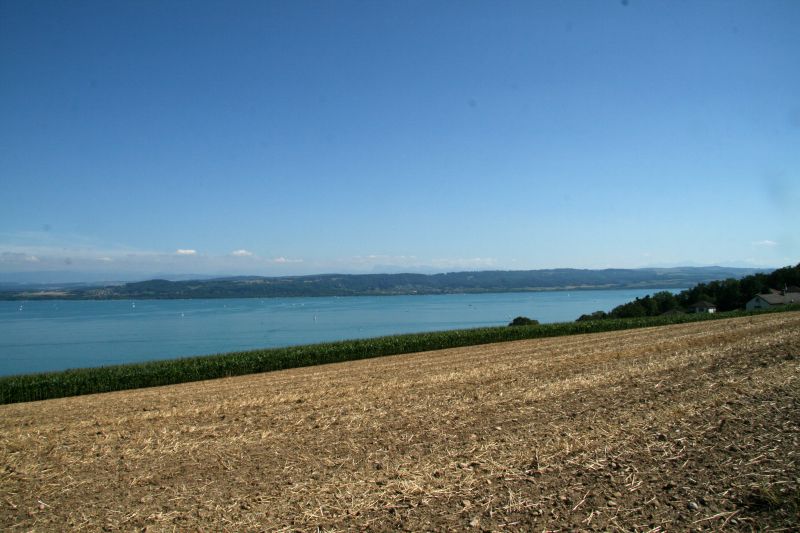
<box><xmin>1</xmin><ymin>312</ymin><xmax>799</xmax><ymax>531</ymax></box>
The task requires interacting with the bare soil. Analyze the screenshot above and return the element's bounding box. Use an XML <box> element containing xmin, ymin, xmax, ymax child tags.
<box><xmin>2</xmin><ymin>312</ymin><xmax>799</xmax><ymax>532</ymax></box>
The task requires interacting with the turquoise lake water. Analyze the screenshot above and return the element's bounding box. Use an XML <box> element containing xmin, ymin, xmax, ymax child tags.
<box><xmin>0</xmin><ymin>288</ymin><xmax>677</xmax><ymax>376</ymax></box>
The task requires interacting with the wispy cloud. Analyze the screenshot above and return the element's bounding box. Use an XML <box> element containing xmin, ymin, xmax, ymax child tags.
<box><xmin>349</xmin><ymin>254</ymin><xmax>416</xmax><ymax>265</ymax></box>
<box><xmin>0</xmin><ymin>252</ymin><xmax>40</xmax><ymax>263</ymax></box>
<box><xmin>0</xmin><ymin>231</ymin><xmax>315</xmax><ymax>278</ymax></box>
<box><xmin>430</xmin><ymin>257</ymin><xmax>497</xmax><ymax>269</ymax></box>
<box><xmin>340</xmin><ymin>254</ymin><xmax>498</xmax><ymax>273</ymax></box>
<box><xmin>752</xmin><ymin>240</ymin><xmax>778</xmax><ymax>247</ymax></box>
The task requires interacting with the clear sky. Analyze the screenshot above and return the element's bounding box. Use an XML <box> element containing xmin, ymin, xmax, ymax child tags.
<box><xmin>1</xmin><ymin>0</ymin><xmax>798</xmax><ymax>280</ymax></box>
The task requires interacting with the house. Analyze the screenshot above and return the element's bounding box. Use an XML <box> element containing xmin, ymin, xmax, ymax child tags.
<box><xmin>745</xmin><ymin>291</ymin><xmax>800</xmax><ymax>311</ymax></box>
<box><xmin>688</xmin><ymin>301</ymin><xmax>716</xmax><ymax>314</ymax></box>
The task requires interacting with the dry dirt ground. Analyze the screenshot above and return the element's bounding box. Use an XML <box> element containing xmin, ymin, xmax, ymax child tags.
<box><xmin>2</xmin><ymin>312</ymin><xmax>799</xmax><ymax>532</ymax></box>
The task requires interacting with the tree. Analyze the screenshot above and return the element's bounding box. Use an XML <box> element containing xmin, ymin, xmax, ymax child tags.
<box><xmin>652</xmin><ymin>291</ymin><xmax>679</xmax><ymax>314</ymax></box>
<box><xmin>715</xmin><ymin>278</ymin><xmax>742</xmax><ymax>311</ymax></box>
<box><xmin>577</xmin><ymin>263</ymin><xmax>800</xmax><ymax>321</ymax></box>
<box><xmin>740</xmin><ymin>275</ymin><xmax>767</xmax><ymax>300</ymax></box>
<box><xmin>767</xmin><ymin>263</ymin><xmax>800</xmax><ymax>289</ymax></box>
<box><xmin>509</xmin><ymin>316</ymin><xmax>539</xmax><ymax>327</ymax></box>
<box><xmin>610</xmin><ymin>300</ymin><xmax>648</xmax><ymax>318</ymax></box>
<box><xmin>577</xmin><ymin>310</ymin><xmax>608</xmax><ymax>321</ymax></box>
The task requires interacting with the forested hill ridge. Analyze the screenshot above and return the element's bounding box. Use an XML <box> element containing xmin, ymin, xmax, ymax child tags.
<box><xmin>0</xmin><ymin>266</ymin><xmax>767</xmax><ymax>300</ymax></box>
<box><xmin>578</xmin><ymin>263</ymin><xmax>800</xmax><ymax>320</ymax></box>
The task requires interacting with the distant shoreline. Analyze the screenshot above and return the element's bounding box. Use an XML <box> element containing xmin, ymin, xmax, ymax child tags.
<box><xmin>0</xmin><ymin>266</ymin><xmax>765</xmax><ymax>301</ymax></box>
<box><xmin>3</xmin><ymin>284</ymin><xmax>682</xmax><ymax>301</ymax></box>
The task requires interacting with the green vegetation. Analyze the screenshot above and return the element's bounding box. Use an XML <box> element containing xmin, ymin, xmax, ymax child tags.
<box><xmin>509</xmin><ymin>316</ymin><xmax>539</xmax><ymax>326</ymax></box>
<box><xmin>2</xmin><ymin>304</ymin><xmax>798</xmax><ymax>405</ymax></box>
<box><xmin>578</xmin><ymin>263</ymin><xmax>800</xmax><ymax>321</ymax></box>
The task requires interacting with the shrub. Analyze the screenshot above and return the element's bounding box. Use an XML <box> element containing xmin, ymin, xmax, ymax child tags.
<box><xmin>509</xmin><ymin>316</ymin><xmax>539</xmax><ymax>326</ymax></box>
<box><xmin>577</xmin><ymin>310</ymin><xmax>608</xmax><ymax>321</ymax></box>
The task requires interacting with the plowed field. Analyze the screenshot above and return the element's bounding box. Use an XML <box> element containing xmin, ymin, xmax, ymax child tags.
<box><xmin>2</xmin><ymin>312</ymin><xmax>799</xmax><ymax>531</ymax></box>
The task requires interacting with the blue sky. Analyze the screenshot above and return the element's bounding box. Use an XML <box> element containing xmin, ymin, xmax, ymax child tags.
<box><xmin>1</xmin><ymin>0</ymin><xmax>798</xmax><ymax>280</ymax></box>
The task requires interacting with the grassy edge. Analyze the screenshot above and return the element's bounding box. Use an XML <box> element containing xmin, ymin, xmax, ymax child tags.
<box><xmin>2</xmin><ymin>304</ymin><xmax>799</xmax><ymax>404</ymax></box>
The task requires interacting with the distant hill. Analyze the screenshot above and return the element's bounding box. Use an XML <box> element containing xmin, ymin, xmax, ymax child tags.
<box><xmin>0</xmin><ymin>266</ymin><xmax>768</xmax><ymax>300</ymax></box>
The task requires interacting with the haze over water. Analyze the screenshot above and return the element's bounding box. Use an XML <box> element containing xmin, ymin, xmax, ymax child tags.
<box><xmin>0</xmin><ymin>288</ymin><xmax>676</xmax><ymax>376</ymax></box>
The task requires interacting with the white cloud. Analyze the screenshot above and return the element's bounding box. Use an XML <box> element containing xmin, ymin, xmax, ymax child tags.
<box><xmin>273</xmin><ymin>256</ymin><xmax>303</xmax><ymax>264</ymax></box>
<box><xmin>231</xmin><ymin>249</ymin><xmax>254</xmax><ymax>257</ymax></box>
<box><xmin>98</xmin><ymin>257</ymin><xmax>113</xmax><ymax>262</ymax></box>
<box><xmin>175</xmin><ymin>249</ymin><xmax>197</xmax><ymax>255</ymax></box>
<box><xmin>752</xmin><ymin>240</ymin><xmax>778</xmax><ymax>247</ymax></box>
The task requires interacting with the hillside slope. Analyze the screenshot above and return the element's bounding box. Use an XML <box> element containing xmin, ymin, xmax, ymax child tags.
<box><xmin>1</xmin><ymin>313</ymin><xmax>799</xmax><ymax>531</ymax></box>
<box><xmin>0</xmin><ymin>266</ymin><xmax>766</xmax><ymax>299</ymax></box>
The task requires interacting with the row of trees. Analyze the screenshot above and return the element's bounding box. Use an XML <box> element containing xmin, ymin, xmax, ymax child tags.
<box><xmin>578</xmin><ymin>263</ymin><xmax>800</xmax><ymax>321</ymax></box>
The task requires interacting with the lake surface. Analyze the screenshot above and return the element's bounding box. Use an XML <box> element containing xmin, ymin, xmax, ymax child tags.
<box><xmin>0</xmin><ymin>288</ymin><xmax>677</xmax><ymax>376</ymax></box>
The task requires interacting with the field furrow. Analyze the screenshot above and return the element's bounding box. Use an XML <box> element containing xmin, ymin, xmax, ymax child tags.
<box><xmin>2</xmin><ymin>312</ymin><xmax>799</xmax><ymax>531</ymax></box>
